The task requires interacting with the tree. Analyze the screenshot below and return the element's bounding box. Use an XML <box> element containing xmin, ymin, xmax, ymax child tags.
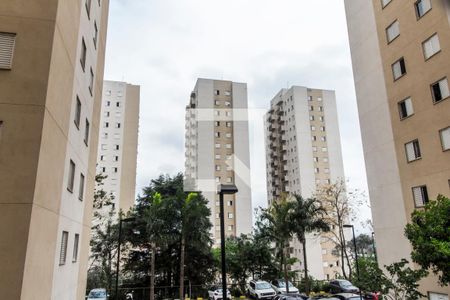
<box><xmin>405</xmin><ymin>195</ymin><xmax>450</xmax><ymax>286</ymax></box>
<box><xmin>256</xmin><ymin>196</ymin><xmax>296</xmax><ymax>293</ymax></box>
<box><xmin>384</xmin><ymin>259</ymin><xmax>428</xmax><ymax>300</ymax></box>
<box><xmin>347</xmin><ymin>234</ymin><xmax>376</xmax><ymax>260</ymax></box>
<box><xmin>290</xmin><ymin>194</ymin><xmax>330</xmax><ymax>294</ymax></box>
<box><xmin>351</xmin><ymin>257</ymin><xmax>389</xmax><ymax>294</ymax></box>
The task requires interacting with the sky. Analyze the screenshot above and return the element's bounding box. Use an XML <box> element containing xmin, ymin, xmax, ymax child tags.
<box><xmin>104</xmin><ymin>0</ymin><xmax>372</xmax><ymax>229</ymax></box>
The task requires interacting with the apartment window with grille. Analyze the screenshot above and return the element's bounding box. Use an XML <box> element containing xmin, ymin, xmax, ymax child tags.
<box><xmin>0</xmin><ymin>32</ymin><xmax>16</xmax><ymax>70</ymax></box>
<box><xmin>439</xmin><ymin>127</ymin><xmax>450</xmax><ymax>151</ymax></box>
<box><xmin>89</xmin><ymin>68</ymin><xmax>94</xmax><ymax>95</ymax></box>
<box><xmin>431</xmin><ymin>78</ymin><xmax>449</xmax><ymax>103</ymax></box>
<box><xmin>381</xmin><ymin>0</ymin><xmax>392</xmax><ymax>8</ymax></box>
<box><xmin>72</xmin><ymin>234</ymin><xmax>79</xmax><ymax>262</ymax></box>
<box><xmin>67</xmin><ymin>160</ymin><xmax>75</xmax><ymax>192</ymax></box>
<box><xmin>59</xmin><ymin>231</ymin><xmax>69</xmax><ymax>265</ymax></box>
<box><xmin>84</xmin><ymin>119</ymin><xmax>90</xmax><ymax>146</ymax></box>
<box><xmin>78</xmin><ymin>173</ymin><xmax>85</xmax><ymax>200</ymax></box>
<box><xmin>392</xmin><ymin>57</ymin><xmax>406</xmax><ymax>80</ymax></box>
<box><xmin>423</xmin><ymin>34</ymin><xmax>440</xmax><ymax>60</ymax></box>
<box><xmin>386</xmin><ymin>20</ymin><xmax>400</xmax><ymax>43</ymax></box>
<box><xmin>93</xmin><ymin>21</ymin><xmax>98</xmax><ymax>49</ymax></box>
<box><xmin>398</xmin><ymin>97</ymin><xmax>414</xmax><ymax>119</ymax></box>
<box><xmin>74</xmin><ymin>97</ymin><xmax>81</xmax><ymax>129</ymax></box>
<box><xmin>412</xmin><ymin>185</ymin><xmax>429</xmax><ymax>207</ymax></box>
<box><xmin>415</xmin><ymin>0</ymin><xmax>431</xmax><ymax>18</ymax></box>
<box><xmin>405</xmin><ymin>139</ymin><xmax>421</xmax><ymax>162</ymax></box>
<box><xmin>85</xmin><ymin>0</ymin><xmax>92</xmax><ymax>18</ymax></box>
<box><xmin>80</xmin><ymin>40</ymin><xmax>89</xmax><ymax>75</ymax></box>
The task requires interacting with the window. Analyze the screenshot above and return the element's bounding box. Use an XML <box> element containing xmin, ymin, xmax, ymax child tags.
<box><xmin>423</xmin><ymin>34</ymin><xmax>440</xmax><ymax>60</ymax></box>
<box><xmin>405</xmin><ymin>140</ymin><xmax>421</xmax><ymax>162</ymax></box>
<box><xmin>321</xmin><ymin>136</ymin><xmax>326</xmax><ymax>142</ymax></box>
<box><xmin>115</xmin><ymin>122</ymin><xmax>121</xmax><ymax>129</ymax></box>
<box><xmin>320</xmin><ymin>126</ymin><xmax>325</xmax><ymax>131</ymax></box>
<box><xmin>0</xmin><ymin>32</ymin><xmax>16</xmax><ymax>69</ymax></box>
<box><xmin>225</xmin><ymin>101</ymin><xmax>231</xmax><ymax>107</ymax></box>
<box><xmin>386</xmin><ymin>20</ymin><xmax>400</xmax><ymax>43</ymax></box>
<box><xmin>78</xmin><ymin>173</ymin><xmax>85</xmax><ymax>200</ymax></box>
<box><xmin>226</xmin><ymin>177</ymin><xmax>233</xmax><ymax>183</ymax></box>
<box><xmin>215</xmin><ymin>110</ymin><xmax>220</xmax><ymax>116</ymax></box>
<box><xmin>72</xmin><ymin>234</ymin><xmax>79</xmax><ymax>262</ymax></box>
<box><xmin>104</xmin><ymin>122</ymin><xmax>109</xmax><ymax>128</ymax></box>
<box><xmin>225</xmin><ymin>133</ymin><xmax>231</xmax><ymax>138</ymax></box>
<box><xmin>89</xmin><ymin>68</ymin><xmax>94</xmax><ymax>95</ymax></box>
<box><xmin>228</xmin><ymin>213</ymin><xmax>234</xmax><ymax>219</ymax></box>
<box><xmin>319</xmin><ymin>106</ymin><xmax>323</xmax><ymax>112</ymax></box>
<box><xmin>215</xmin><ymin>165</ymin><xmax>221</xmax><ymax>171</ymax></box>
<box><xmin>100</xmin><ymin>155</ymin><xmax>104</xmax><ymax>161</ymax></box>
<box><xmin>226</xmin><ymin>111</ymin><xmax>232</xmax><ymax>117</ymax></box>
<box><xmin>106</xmin><ymin>101</ymin><xmax>110</xmax><ymax>106</ymax></box>
<box><xmin>215</xmin><ymin>143</ymin><xmax>221</xmax><ymax>148</ymax></box>
<box><xmin>398</xmin><ymin>97</ymin><xmax>414</xmax><ymax>119</ymax></box>
<box><xmin>85</xmin><ymin>0</ymin><xmax>92</xmax><ymax>17</ymax></box>
<box><xmin>312</xmin><ymin>146</ymin><xmax>317</xmax><ymax>152</ymax></box>
<box><xmin>315</xmin><ymin>168</ymin><xmax>319</xmax><ymax>174</ymax></box>
<box><xmin>312</xmin><ymin>136</ymin><xmax>317</xmax><ymax>141</ymax></box>
<box><xmin>431</xmin><ymin>78</ymin><xmax>449</xmax><ymax>103</ymax></box>
<box><xmin>412</xmin><ymin>185</ymin><xmax>429</xmax><ymax>207</ymax></box>
<box><xmin>104</xmin><ymin>111</ymin><xmax>109</xmax><ymax>117</ymax></box>
<box><xmin>392</xmin><ymin>57</ymin><xmax>406</xmax><ymax>80</ymax></box>
<box><xmin>323</xmin><ymin>157</ymin><xmax>329</xmax><ymax>163</ymax></box>
<box><xmin>114</xmin><ymin>167</ymin><xmax>118</xmax><ymax>173</ymax></box>
<box><xmin>322</xmin><ymin>147</ymin><xmax>328</xmax><ymax>152</ymax></box>
<box><xmin>311</xmin><ymin>125</ymin><xmax>316</xmax><ymax>131</ymax></box>
<box><xmin>309</xmin><ymin>106</ymin><xmax>314</xmax><ymax>111</ymax></box>
<box><xmin>84</xmin><ymin>119</ymin><xmax>90</xmax><ymax>145</ymax></box>
<box><xmin>439</xmin><ymin>127</ymin><xmax>450</xmax><ymax>151</ymax></box>
<box><xmin>215</xmin><ymin>121</ymin><xmax>220</xmax><ymax>127</ymax></box>
<box><xmin>67</xmin><ymin>160</ymin><xmax>75</xmax><ymax>192</ymax></box>
<box><xmin>59</xmin><ymin>231</ymin><xmax>69</xmax><ymax>265</ymax></box>
<box><xmin>115</xmin><ymin>144</ymin><xmax>119</xmax><ymax>150</ymax></box>
<box><xmin>314</xmin><ymin>157</ymin><xmax>319</xmax><ymax>162</ymax></box>
<box><xmin>215</xmin><ymin>176</ymin><xmax>221</xmax><ymax>183</ymax></box>
<box><xmin>114</xmin><ymin>133</ymin><xmax>120</xmax><ymax>139</ymax></box>
<box><xmin>415</xmin><ymin>0</ymin><xmax>431</xmax><ymax>18</ymax></box>
<box><xmin>215</xmin><ymin>132</ymin><xmax>220</xmax><ymax>138</ymax></box>
<box><xmin>310</xmin><ymin>115</ymin><xmax>315</xmax><ymax>121</ymax></box>
<box><xmin>320</xmin><ymin>116</ymin><xmax>324</xmax><ymax>122</ymax></box>
<box><xmin>227</xmin><ymin>225</ymin><xmax>233</xmax><ymax>231</ymax></box>
<box><xmin>227</xmin><ymin>200</ymin><xmax>233</xmax><ymax>206</ymax></box>
<box><xmin>225</xmin><ymin>144</ymin><xmax>232</xmax><ymax>149</ymax></box>
<box><xmin>226</xmin><ymin>122</ymin><xmax>232</xmax><ymax>127</ymax></box>
<box><xmin>428</xmin><ymin>292</ymin><xmax>449</xmax><ymax>300</ymax></box>
<box><xmin>225</xmin><ymin>91</ymin><xmax>231</xmax><ymax>96</ymax></box>
<box><xmin>325</xmin><ymin>168</ymin><xmax>330</xmax><ymax>174</ymax></box>
<box><xmin>114</xmin><ymin>155</ymin><xmax>119</xmax><ymax>161</ymax></box>
<box><xmin>381</xmin><ymin>0</ymin><xmax>392</xmax><ymax>8</ymax></box>
<box><xmin>80</xmin><ymin>38</ymin><xmax>87</xmax><ymax>71</ymax></box>
<box><xmin>215</xmin><ymin>154</ymin><xmax>221</xmax><ymax>159</ymax></box>
<box><xmin>93</xmin><ymin>21</ymin><xmax>98</xmax><ymax>48</ymax></box>
<box><xmin>215</xmin><ymin>100</ymin><xmax>220</xmax><ymax>106</ymax></box>
<box><xmin>215</xmin><ymin>90</ymin><xmax>220</xmax><ymax>95</ymax></box>
<box><xmin>74</xmin><ymin>97</ymin><xmax>81</xmax><ymax>128</ymax></box>
<box><xmin>308</xmin><ymin>96</ymin><xmax>313</xmax><ymax>101</ymax></box>
<box><xmin>101</xmin><ymin>144</ymin><xmax>107</xmax><ymax>150</ymax></box>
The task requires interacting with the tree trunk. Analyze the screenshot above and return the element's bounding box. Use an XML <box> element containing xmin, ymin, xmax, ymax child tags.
<box><xmin>302</xmin><ymin>237</ymin><xmax>309</xmax><ymax>295</ymax></box>
<box><xmin>339</xmin><ymin>226</ymin><xmax>348</xmax><ymax>279</ymax></box>
<box><xmin>283</xmin><ymin>245</ymin><xmax>290</xmax><ymax>294</ymax></box>
<box><xmin>150</xmin><ymin>242</ymin><xmax>156</xmax><ymax>300</ymax></box>
<box><xmin>179</xmin><ymin>235</ymin><xmax>185</xmax><ymax>300</ymax></box>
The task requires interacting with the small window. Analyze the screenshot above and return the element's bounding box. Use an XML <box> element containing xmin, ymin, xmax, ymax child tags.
<box><xmin>226</xmin><ymin>177</ymin><xmax>233</xmax><ymax>183</ymax></box>
<box><xmin>227</xmin><ymin>225</ymin><xmax>233</xmax><ymax>231</ymax></box>
<box><xmin>215</xmin><ymin>90</ymin><xmax>220</xmax><ymax>95</ymax></box>
<box><xmin>78</xmin><ymin>173</ymin><xmax>85</xmax><ymax>200</ymax></box>
<box><xmin>84</xmin><ymin>119</ymin><xmax>90</xmax><ymax>146</ymax></box>
<box><xmin>80</xmin><ymin>38</ymin><xmax>87</xmax><ymax>71</ymax></box>
<box><xmin>392</xmin><ymin>57</ymin><xmax>406</xmax><ymax>80</ymax></box>
<box><xmin>381</xmin><ymin>0</ymin><xmax>392</xmax><ymax>8</ymax></box>
<box><xmin>225</xmin><ymin>144</ymin><xmax>232</xmax><ymax>149</ymax></box>
<box><xmin>59</xmin><ymin>231</ymin><xmax>69</xmax><ymax>265</ymax></box>
<box><xmin>311</xmin><ymin>125</ymin><xmax>316</xmax><ymax>131</ymax></box>
<box><xmin>215</xmin><ymin>100</ymin><xmax>220</xmax><ymax>106</ymax></box>
<box><xmin>106</xmin><ymin>101</ymin><xmax>110</xmax><ymax>107</ymax></box>
<box><xmin>104</xmin><ymin>122</ymin><xmax>109</xmax><ymax>128</ymax></box>
<box><xmin>309</xmin><ymin>106</ymin><xmax>314</xmax><ymax>111</ymax></box>
<box><xmin>439</xmin><ymin>127</ymin><xmax>450</xmax><ymax>151</ymax></box>
<box><xmin>225</xmin><ymin>133</ymin><xmax>231</xmax><ymax>138</ymax></box>
<box><xmin>228</xmin><ymin>213</ymin><xmax>234</xmax><ymax>219</ymax></box>
<box><xmin>310</xmin><ymin>115</ymin><xmax>315</xmax><ymax>121</ymax></box>
<box><xmin>320</xmin><ymin>126</ymin><xmax>325</xmax><ymax>131</ymax></box>
<box><xmin>412</xmin><ymin>185</ymin><xmax>429</xmax><ymax>207</ymax></box>
<box><xmin>74</xmin><ymin>97</ymin><xmax>81</xmax><ymax>129</ymax></box>
<box><xmin>423</xmin><ymin>34</ymin><xmax>440</xmax><ymax>60</ymax></box>
<box><xmin>114</xmin><ymin>155</ymin><xmax>119</xmax><ymax>161</ymax></box>
<box><xmin>215</xmin><ymin>110</ymin><xmax>220</xmax><ymax>116</ymax></box>
<box><xmin>225</xmin><ymin>91</ymin><xmax>231</xmax><ymax>96</ymax></box>
<box><xmin>227</xmin><ymin>200</ymin><xmax>233</xmax><ymax>206</ymax></box>
<box><xmin>215</xmin><ymin>143</ymin><xmax>221</xmax><ymax>149</ymax></box>
<box><xmin>405</xmin><ymin>139</ymin><xmax>421</xmax><ymax>162</ymax></box>
<box><xmin>215</xmin><ymin>132</ymin><xmax>220</xmax><ymax>138</ymax></box>
<box><xmin>319</xmin><ymin>106</ymin><xmax>323</xmax><ymax>112</ymax></box>
<box><xmin>101</xmin><ymin>144</ymin><xmax>107</xmax><ymax>150</ymax></box>
<box><xmin>72</xmin><ymin>234</ymin><xmax>79</xmax><ymax>262</ymax></box>
<box><xmin>398</xmin><ymin>97</ymin><xmax>414</xmax><ymax>119</ymax></box>
<box><xmin>226</xmin><ymin>122</ymin><xmax>232</xmax><ymax>127</ymax></box>
<box><xmin>322</xmin><ymin>147</ymin><xmax>327</xmax><ymax>152</ymax></box>
<box><xmin>225</xmin><ymin>101</ymin><xmax>231</xmax><ymax>107</ymax></box>
<box><xmin>89</xmin><ymin>68</ymin><xmax>94</xmax><ymax>95</ymax></box>
<box><xmin>415</xmin><ymin>0</ymin><xmax>431</xmax><ymax>18</ymax></box>
<box><xmin>321</xmin><ymin>136</ymin><xmax>326</xmax><ymax>142</ymax></box>
<box><xmin>312</xmin><ymin>136</ymin><xmax>317</xmax><ymax>141</ymax></box>
<box><xmin>386</xmin><ymin>20</ymin><xmax>400</xmax><ymax>43</ymax></box>
<box><xmin>431</xmin><ymin>78</ymin><xmax>450</xmax><ymax>103</ymax></box>
<box><xmin>0</xmin><ymin>32</ymin><xmax>17</xmax><ymax>69</ymax></box>
<box><xmin>115</xmin><ymin>144</ymin><xmax>120</xmax><ymax>150</ymax></box>
<box><xmin>308</xmin><ymin>96</ymin><xmax>313</xmax><ymax>101</ymax></box>
<box><xmin>67</xmin><ymin>160</ymin><xmax>76</xmax><ymax>192</ymax></box>
<box><xmin>115</xmin><ymin>122</ymin><xmax>121</xmax><ymax>129</ymax></box>
<box><xmin>85</xmin><ymin>0</ymin><xmax>92</xmax><ymax>17</ymax></box>
<box><xmin>215</xmin><ymin>121</ymin><xmax>220</xmax><ymax>127</ymax></box>
<box><xmin>215</xmin><ymin>154</ymin><xmax>221</xmax><ymax>159</ymax></box>
<box><xmin>315</xmin><ymin>168</ymin><xmax>319</xmax><ymax>174</ymax></box>
<box><xmin>215</xmin><ymin>165</ymin><xmax>221</xmax><ymax>171</ymax></box>
<box><xmin>93</xmin><ymin>21</ymin><xmax>98</xmax><ymax>49</ymax></box>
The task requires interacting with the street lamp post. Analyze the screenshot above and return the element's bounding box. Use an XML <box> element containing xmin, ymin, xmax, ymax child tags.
<box><xmin>115</xmin><ymin>216</ymin><xmax>135</xmax><ymax>300</ymax></box>
<box><xmin>343</xmin><ymin>224</ymin><xmax>362</xmax><ymax>300</ymax></box>
<box><xmin>218</xmin><ymin>184</ymin><xmax>238</xmax><ymax>300</ymax></box>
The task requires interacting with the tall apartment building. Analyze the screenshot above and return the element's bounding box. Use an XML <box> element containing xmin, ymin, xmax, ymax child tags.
<box><xmin>184</xmin><ymin>78</ymin><xmax>252</xmax><ymax>244</ymax></box>
<box><xmin>344</xmin><ymin>0</ymin><xmax>450</xmax><ymax>296</ymax></box>
<box><xmin>264</xmin><ymin>86</ymin><xmax>345</xmax><ymax>280</ymax></box>
<box><xmin>96</xmin><ymin>80</ymin><xmax>140</xmax><ymax>214</ymax></box>
<box><xmin>0</xmin><ymin>1</ymin><xmax>109</xmax><ymax>299</ymax></box>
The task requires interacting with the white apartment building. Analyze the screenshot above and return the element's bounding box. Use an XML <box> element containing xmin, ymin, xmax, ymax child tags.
<box><xmin>0</xmin><ymin>0</ymin><xmax>109</xmax><ymax>299</ymax></box>
<box><xmin>96</xmin><ymin>80</ymin><xmax>140</xmax><ymax>214</ymax></box>
<box><xmin>184</xmin><ymin>78</ymin><xmax>253</xmax><ymax>244</ymax></box>
<box><xmin>264</xmin><ymin>86</ymin><xmax>346</xmax><ymax>280</ymax></box>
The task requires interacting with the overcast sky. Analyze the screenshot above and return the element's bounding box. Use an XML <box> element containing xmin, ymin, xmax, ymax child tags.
<box><xmin>104</xmin><ymin>0</ymin><xmax>372</xmax><ymax>228</ymax></box>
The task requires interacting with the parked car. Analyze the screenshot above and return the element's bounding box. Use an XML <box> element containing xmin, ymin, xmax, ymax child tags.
<box><xmin>329</xmin><ymin>280</ymin><xmax>359</xmax><ymax>294</ymax></box>
<box><xmin>271</xmin><ymin>279</ymin><xmax>300</xmax><ymax>295</ymax></box>
<box><xmin>86</xmin><ymin>288</ymin><xmax>108</xmax><ymax>300</ymax></box>
<box><xmin>208</xmin><ymin>286</ymin><xmax>232</xmax><ymax>300</ymax></box>
<box><xmin>274</xmin><ymin>294</ymin><xmax>308</xmax><ymax>300</ymax></box>
<box><xmin>332</xmin><ymin>293</ymin><xmax>363</xmax><ymax>300</ymax></box>
<box><xmin>247</xmin><ymin>280</ymin><xmax>277</xmax><ymax>300</ymax></box>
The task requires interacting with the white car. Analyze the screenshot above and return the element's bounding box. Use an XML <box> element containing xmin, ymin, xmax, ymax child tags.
<box><xmin>87</xmin><ymin>288</ymin><xmax>108</xmax><ymax>300</ymax></box>
<box><xmin>247</xmin><ymin>280</ymin><xmax>276</xmax><ymax>300</ymax></box>
<box><xmin>208</xmin><ymin>287</ymin><xmax>232</xmax><ymax>300</ymax></box>
<box><xmin>271</xmin><ymin>279</ymin><xmax>299</xmax><ymax>295</ymax></box>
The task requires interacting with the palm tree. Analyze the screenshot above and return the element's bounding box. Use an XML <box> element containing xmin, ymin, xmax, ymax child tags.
<box><xmin>256</xmin><ymin>195</ymin><xmax>296</xmax><ymax>294</ymax></box>
<box><xmin>290</xmin><ymin>195</ymin><xmax>330</xmax><ymax>295</ymax></box>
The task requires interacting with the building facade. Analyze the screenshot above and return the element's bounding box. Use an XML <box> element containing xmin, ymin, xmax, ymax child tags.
<box><xmin>264</xmin><ymin>86</ymin><xmax>346</xmax><ymax>280</ymax></box>
<box><xmin>344</xmin><ymin>0</ymin><xmax>450</xmax><ymax>297</ymax></box>
<box><xmin>0</xmin><ymin>0</ymin><xmax>109</xmax><ymax>299</ymax></box>
<box><xmin>96</xmin><ymin>80</ymin><xmax>140</xmax><ymax>214</ymax></box>
<box><xmin>184</xmin><ymin>78</ymin><xmax>253</xmax><ymax>244</ymax></box>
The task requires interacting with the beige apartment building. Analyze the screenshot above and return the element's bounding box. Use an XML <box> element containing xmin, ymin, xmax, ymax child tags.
<box><xmin>184</xmin><ymin>78</ymin><xmax>253</xmax><ymax>245</ymax></box>
<box><xmin>96</xmin><ymin>80</ymin><xmax>140</xmax><ymax>214</ymax></box>
<box><xmin>344</xmin><ymin>0</ymin><xmax>450</xmax><ymax>297</ymax></box>
<box><xmin>264</xmin><ymin>86</ymin><xmax>346</xmax><ymax>280</ymax></box>
<box><xmin>0</xmin><ymin>0</ymin><xmax>109</xmax><ymax>299</ymax></box>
